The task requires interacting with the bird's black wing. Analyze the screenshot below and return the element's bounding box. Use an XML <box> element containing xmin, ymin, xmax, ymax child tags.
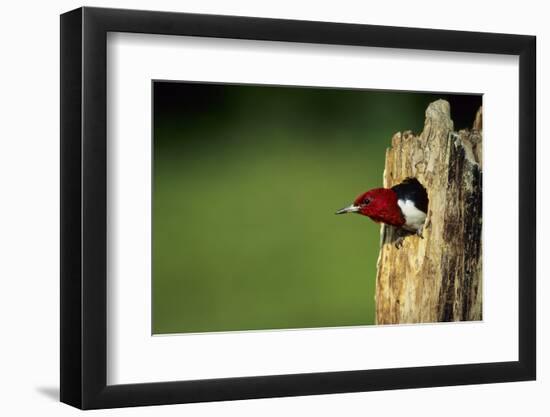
<box><xmin>391</xmin><ymin>178</ymin><xmax>429</xmax><ymax>213</ymax></box>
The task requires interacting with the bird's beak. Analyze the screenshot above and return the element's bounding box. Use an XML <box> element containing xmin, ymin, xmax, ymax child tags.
<box><xmin>335</xmin><ymin>204</ymin><xmax>360</xmax><ymax>215</ymax></box>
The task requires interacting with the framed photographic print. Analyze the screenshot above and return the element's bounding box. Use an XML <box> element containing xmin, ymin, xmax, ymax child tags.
<box><xmin>60</xmin><ymin>6</ymin><xmax>536</xmax><ymax>409</ymax></box>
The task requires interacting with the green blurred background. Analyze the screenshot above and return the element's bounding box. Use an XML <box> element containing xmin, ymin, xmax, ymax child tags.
<box><xmin>153</xmin><ymin>82</ymin><xmax>481</xmax><ymax>334</ymax></box>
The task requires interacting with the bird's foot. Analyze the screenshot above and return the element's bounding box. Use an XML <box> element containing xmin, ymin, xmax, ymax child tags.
<box><xmin>394</xmin><ymin>236</ymin><xmax>405</xmax><ymax>249</ymax></box>
<box><xmin>416</xmin><ymin>227</ymin><xmax>424</xmax><ymax>239</ymax></box>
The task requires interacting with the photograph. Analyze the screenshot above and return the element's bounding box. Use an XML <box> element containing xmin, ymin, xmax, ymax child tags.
<box><xmin>152</xmin><ymin>81</ymin><xmax>483</xmax><ymax>334</ymax></box>
<box><xmin>0</xmin><ymin>0</ymin><xmax>544</xmax><ymax>414</ymax></box>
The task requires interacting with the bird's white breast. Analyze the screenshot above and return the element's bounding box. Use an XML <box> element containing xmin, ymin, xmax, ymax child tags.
<box><xmin>397</xmin><ymin>199</ymin><xmax>427</xmax><ymax>232</ymax></box>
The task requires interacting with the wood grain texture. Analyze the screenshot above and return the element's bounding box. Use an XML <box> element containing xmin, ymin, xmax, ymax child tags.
<box><xmin>375</xmin><ymin>100</ymin><xmax>482</xmax><ymax>324</ymax></box>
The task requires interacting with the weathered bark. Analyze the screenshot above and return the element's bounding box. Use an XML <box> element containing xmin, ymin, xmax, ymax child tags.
<box><xmin>375</xmin><ymin>100</ymin><xmax>482</xmax><ymax>324</ymax></box>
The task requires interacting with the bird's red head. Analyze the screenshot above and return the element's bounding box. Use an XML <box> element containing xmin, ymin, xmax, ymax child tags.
<box><xmin>336</xmin><ymin>187</ymin><xmax>405</xmax><ymax>227</ymax></box>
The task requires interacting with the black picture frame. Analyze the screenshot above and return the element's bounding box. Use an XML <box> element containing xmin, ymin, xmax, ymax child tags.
<box><xmin>60</xmin><ymin>6</ymin><xmax>536</xmax><ymax>410</ymax></box>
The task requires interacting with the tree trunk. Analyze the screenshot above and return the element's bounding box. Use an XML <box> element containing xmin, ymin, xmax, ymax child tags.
<box><xmin>375</xmin><ymin>100</ymin><xmax>482</xmax><ymax>325</ymax></box>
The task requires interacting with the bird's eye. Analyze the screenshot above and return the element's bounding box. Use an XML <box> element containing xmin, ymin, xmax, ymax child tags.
<box><xmin>363</xmin><ymin>198</ymin><xmax>370</xmax><ymax>205</ymax></box>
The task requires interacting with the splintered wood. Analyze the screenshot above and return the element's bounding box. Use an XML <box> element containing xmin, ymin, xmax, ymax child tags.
<box><xmin>375</xmin><ymin>100</ymin><xmax>482</xmax><ymax>324</ymax></box>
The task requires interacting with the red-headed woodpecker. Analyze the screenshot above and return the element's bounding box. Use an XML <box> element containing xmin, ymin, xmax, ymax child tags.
<box><xmin>336</xmin><ymin>178</ymin><xmax>428</xmax><ymax>246</ymax></box>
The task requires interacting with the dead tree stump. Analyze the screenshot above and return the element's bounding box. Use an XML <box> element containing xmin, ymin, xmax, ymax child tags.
<box><xmin>375</xmin><ymin>100</ymin><xmax>482</xmax><ymax>324</ymax></box>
